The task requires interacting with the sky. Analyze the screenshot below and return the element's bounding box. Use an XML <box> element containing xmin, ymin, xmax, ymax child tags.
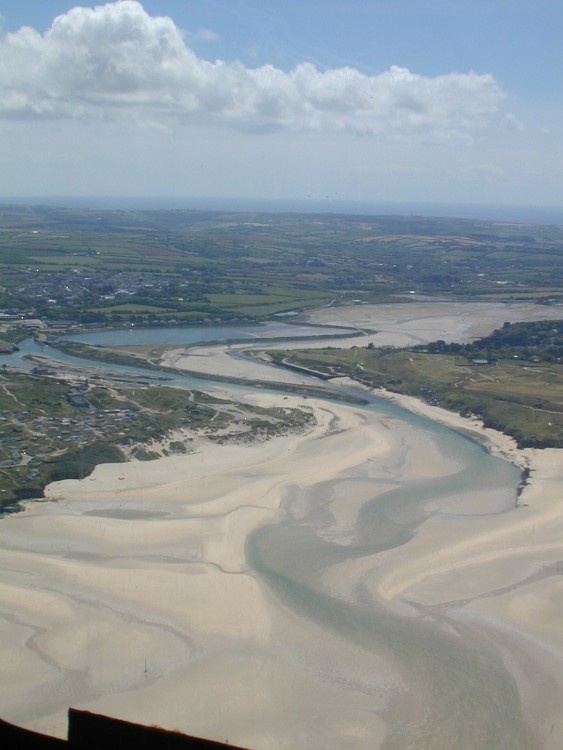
<box><xmin>0</xmin><ymin>0</ymin><xmax>561</xmax><ymax>210</ymax></box>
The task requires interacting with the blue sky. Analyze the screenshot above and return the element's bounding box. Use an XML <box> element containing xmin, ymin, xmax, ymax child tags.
<box><xmin>0</xmin><ymin>1</ymin><xmax>561</xmax><ymax>209</ymax></box>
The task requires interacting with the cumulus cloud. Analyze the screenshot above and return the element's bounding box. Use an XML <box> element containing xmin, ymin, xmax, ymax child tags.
<box><xmin>0</xmin><ymin>0</ymin><xmax>505</xmax><ymax>139</ymax></box>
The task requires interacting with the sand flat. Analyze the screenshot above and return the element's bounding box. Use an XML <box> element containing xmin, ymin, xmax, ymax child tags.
<box><xmin>305</xmin><ymin>300</ymin><xmax>563</xmax><ymax>347</ymax></box>
<box><xmin>0</xmin><ymin>300</ymin><xmax>562</xmax><ymax>748</ymax></box>
<box><xmin>0</xmin><ymin>394</ymin><xmax>405</xmax><ymax>745</ymax></box>
<box><xmin>160</xmin><ymin>300</ymin><xmax>563</xmax><ymax>383</ymax></box>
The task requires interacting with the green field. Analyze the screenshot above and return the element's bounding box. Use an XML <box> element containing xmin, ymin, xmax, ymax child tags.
<box><xmin>1</xmin><ymin>206</ymin><xmax>562</xmax><ymax>503</ymax></box>
<box><xmin>273</xmin><ymin>322</ymin><xmax>563</xmax><ymax>448</ymax></box>
<box><xmin>1</xmin><ymin>205</ymin><xmax>562</xmax><ymax>326</ymax></box>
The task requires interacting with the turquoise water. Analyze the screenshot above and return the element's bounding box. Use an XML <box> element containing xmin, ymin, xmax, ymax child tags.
<box><xmin>247</xmin><ymin>406</ymin><xmax>531</xmax><ymax>749</ymax></box>
<box><xmin>5</xmin><ymin>323</ymin><xmax>534</xmax><ymax>747</ymax></box>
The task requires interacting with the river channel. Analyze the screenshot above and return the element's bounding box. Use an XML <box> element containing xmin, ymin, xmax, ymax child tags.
<box><xmin>2</xmin><ymin>321</ymin><xmax>536</xmax><ymax>748</ymax></box>
<box><xmin>6</xmin><ymin>321</ymin><xmax>359</xmax><ymax>392</ymax></box>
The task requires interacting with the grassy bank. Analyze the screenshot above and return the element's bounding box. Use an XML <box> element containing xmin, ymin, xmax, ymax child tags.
<box><xmin>272</xmin><ymin>341</ymin><xmax>563</xmax><ymax>448</ymax></box>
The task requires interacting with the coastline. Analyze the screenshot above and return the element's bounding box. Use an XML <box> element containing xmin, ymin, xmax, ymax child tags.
<box><xmin>1</xmin><ymin>378</ymin><xmax>560</xmax><ymax>746</ymax></box>
<box><xmin>369</xmin><ymin>383</ymin><xmax>529</xmax><ymax>470</ymax></box>
<box><xmin>155</xmin><ymin>303</ymin><xmax>563</xmax><ymax>747</ymax></box>
<box><xmin>0</xmin><ymin>301</ymin><xmax>561</xmax><ymax>748</ymax></box>
<box><xmin>315</xmin><ymin>379</ymin><xmax>563</xmax><ymax>750</ymax></box>
<box><xmin>0</xmin><ymin>393</ymin><xmax>404</xmax><ymax>746</ymax></box>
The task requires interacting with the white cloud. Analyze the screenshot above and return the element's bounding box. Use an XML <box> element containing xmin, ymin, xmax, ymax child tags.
<box><xmin>192</xmin><ymin>27</ymin><xmax>220</xmax><ymax>43</ymax></box>
<box><xmin>0</xmin><ymin>0</ymin><xmax>505</xmax><ymax>140</ymax></box>
<box><xmin>502</xmin><ymin>112</ymin><xmax>525</xmax><ymax>131</ymax></box>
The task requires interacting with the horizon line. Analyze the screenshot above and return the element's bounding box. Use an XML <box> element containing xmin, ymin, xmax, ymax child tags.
<box><xmin>1</xmin><ymin>196</ymin><xmax>562</xmax><ymax>225</ymax></box>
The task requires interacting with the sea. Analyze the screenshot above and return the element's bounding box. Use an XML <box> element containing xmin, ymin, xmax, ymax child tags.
<box><xmin>1</xmin><ymin>196</ymin><xmax>563</xmax><ymax>225</ymax></box>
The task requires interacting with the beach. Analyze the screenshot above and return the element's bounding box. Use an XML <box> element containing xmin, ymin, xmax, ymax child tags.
<box><xmin>159</xmin><ymin>300</ymin><xmax>563</xmax><ymax>384</ymax></box>
<box><xmin>0</xmin><ymin>300</ymin><xmax>562</xmax><ymax>748</ymax></box>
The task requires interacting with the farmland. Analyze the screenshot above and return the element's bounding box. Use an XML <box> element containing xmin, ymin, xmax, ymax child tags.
<box><xmin>1</xmin><ymin>204</ymin><xmax>562</xmax><ymax>504</ymax></box>
<box><xmin>1</xmin><ymin>204</ymin><xmax>562</xmax><ymax>328</ymax></box>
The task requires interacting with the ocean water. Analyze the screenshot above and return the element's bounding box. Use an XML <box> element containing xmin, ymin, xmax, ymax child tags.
<box><xmin>2</xmin><ymin>195</ymin><xmax>563</xmax><ymax>225</ymax></box>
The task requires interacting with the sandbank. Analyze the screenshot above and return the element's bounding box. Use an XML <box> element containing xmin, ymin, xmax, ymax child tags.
<box><xmin>159</xmin><ymin>300</ymin><xmax>562</xmax><ymax>385</ymax></box>
<box><xmin>0</xmin><ymin>394</ymin><xmax>406</xmax><ymax>746</ymax></box>
<box><xmin>304</xmin><ymin>299</ymin><xmax>563</xmax><ymax>347</ymax></box>
<box><xmin>0</xmin><ymin>299</ymin><xmax>562</xmax><ymax>748</ymax></box>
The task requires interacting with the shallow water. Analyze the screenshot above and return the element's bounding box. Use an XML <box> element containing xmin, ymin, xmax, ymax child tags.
<box><xmin>3</xmin><ymin>322</ymin><xmax>535</xmax><ymax>747</ymax></box>
<box><xmin>247</xmin><ymin>418</ymin><xmax>534</xmax><ymax>749</ymax></box>
<box><xmin>243</xmin><ymin>393</ymin><xmax>532</xmax><ymax>749</ymax></box>
<box><xmin>84</xmin><ymin>508</ymin><xmax>170</xmax><ymax>520</ymax></box>
<box><xmin>64</xmin><ymin>321</ymin><xmax>357</xmax><ymax>347</ymax></box>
